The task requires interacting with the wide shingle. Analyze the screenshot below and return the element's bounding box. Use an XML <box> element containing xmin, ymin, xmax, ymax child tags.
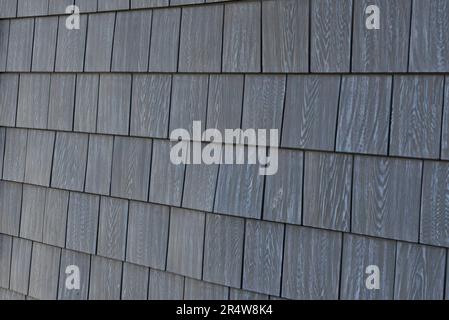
<box><xmin>3</xmin><ymin>128</ymin><xmax>27</xmax><ymax>182</ymax></box>
<box><xmin>17</xmin><ymin>74</ymin><xmax>50</xmax><ymax>129</ymax></box>
<box><xmin>184</xmin><ymin>278</ymin><xmax>229</xmax><ymax>300</ymax></box>
<box><xmin>75</xmin><ymin>0</ymin><xmax>97</xmax><ymax>12</ymax></box>
<box><xmin>32</xmin><ymin>17</ymin><xmax>58</xmax><ymax>72</ymax></box>
<box><xmin>0</xmin><ymin>234</ymin><xmax>12</xmax><ymax>288</ymax></box>
<box><xmin>0</xmin><ymin>74</ymin><xmax>18</xmax><ymax>127</ymax></box>
<box><xmin>148</xmin><ymin>270</ymin><xmax>184</xmax><ymax>300</ymax></box>
<box><xmin>29</xmin><ymin>243</ymin><xmax>61</xmax><ymax>300</ymax></box>
<box><xmin>55</xmin><ymin>15</ymin><xmax>87</xmax><ymax>72</ymax></box>
<box><xmin>24</xmin><ymin>130</ymin><xmax>55</xmax><ymax>186</ymax></box>
<box><xmin>58</xmin><ymin>250</ymin><xmax>90</xmax><ymax>300</ymax></box>
<box><xmin>97</xmin><ymin>0</ymin><xmax>129</xmax><ymax>11</ymax></box>
<box><xmin>85</xmin><ymin>134</ymin><xmax>113</xmax><ymax>195</ymax></box>
<box><xmin>17</xmin><ymin>0</ymin><xmax>48</xmax><ymax>16</ymax></box>
<box><xmin>43</xmin><ymin>189</ymin><xmax>69</xmax><ymax>248</ymax></box>
<box><xmin>9</xmin><ymin>238</ymin><xmax>32</xmax><ymax>295</ymax></box>
<box><xmin>230</xmin><ymin>289</ymin><xmax>268</xmax><ymax>300</ymax></box>
<box><xmin>0</xmin><ymin>0</ymin><xmax>17</xmax><ymax>18</ymax></box>
<box><xmin>74</xmin><ymin>74</ymin><xmax>99</xmax><ymax>133</ymax></box>
<box><xmin>48</xmin><ymin>0</ymin><xmax>73</xmax><ymax>14</ymax></box>
<box><xmin>20</xmin><ymin>185</ymin><xmax>46</xmax><ymax>242</ymax></box>
<box><xmin>122</xmin><ymin>263</ymin><xmax>149</xmax><ymax>300</ymax></box>
<box><xmin>89</xmin><ymin>256</ymin><xmax>122</xmax><ymax>300</ymax></box>
<box><xmin>0</xmin><ymin>181</ymin><xmax>22</xmax><ymax>236</ymax></box>
<box><xmin>6</xmin><ymin>18</ymin><xmax>34</xmax><ymax>71</ymax></box>
<box><xmin>48</xmin><ymin>74</ymin><xmax>76</xmax><ymax>131</ymax></box>
<box><xmin>132</xmin><ymin>0</ymin><xmax>168</xmax><ymax>8</ymax></box>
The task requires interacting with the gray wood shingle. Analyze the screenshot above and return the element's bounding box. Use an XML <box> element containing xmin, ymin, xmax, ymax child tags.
<box><xmin>9</xmin><ymin>237</ymin><xmax>32</xmax><ymax>295</ymax></box>
<box><xmin>0</xmin><ymin>74</ymin><xmax>19</xmax><ymax>127</ymax></box>
<box><xmin>89</xmin><ymin>256</ymin><xmax>122</xmax><ymax>300</ymax></box>
<box><xmin>24</xmin><ymin>129</ymin><xmax>55</xmax><ymax>187</ymax></box>
<box><xmin>0</xmin><ymin>234</ymin><xmax>12</xmax><ymax>288</ymax></box>
<box><xmin>29</xmin><ymin>243</ymin><xmax>61</xmax><ymax>300</ymax></box>
<box><xmin>74</xmin><ymin>74</ymin><xmax>99</xmax><ymax>133</ymax></box>
<box><xmin>3</xmin><ymin>128</ymin><xmax>27</xmax><ymax>182</ymax></box>
<box><xmin>97</xmin><ymin>0</ymin><xmax>129</xmax><ymax>11</ymax></box>
<box><xmin>6</xmin><ymin>18</ymin><xmax>34</xmax><ymax>71</ymax></box>
<box><xmin>48</xmin><ymin>74</ymin><xmax>76</xmax><ymax>131</ymax></box>
<box><xmin>148</xmin><ymin>269</ymin><xmax>184</xmax><ymax>300</ymax></box>
<box><xmin>0</xmin><ymin>128</ymin><xmax>3</xmax><ymax>178</ymax></box>
<box><xmin>0</xmin><ymin>20</ymin><xmax>9</xmax><ymax>71</ymax></box>
<box><xmin>0</xmin><ymin>0</ymin><xmax>17</xmax><ymax>18</ymax></box>
<box><xmin>441</xmin><ymin>77</ymin><xmax>449</xmax><ymax>160</ymax></box>
<box><xmin>184</xmin><ymin>278</ymin><xmax>229</xmax><ymax>300</ymax></box>
<box><xmin>43</xmin><ymin>189</ymin><xmax>69</xmax><ymax>248</ymax></box>
<box><xmin>230</xmin><ymin>289</ymin><xmax>268</xmax><ymax>300</ymax></box>
<box><xmin>55</xmin><ymin>15</ymin><xmax>87</xmax><ymax>72</ymax></box>
<box><xmin>0</xmin><ymin>181</ymin><xmax>22</xmax><ymax>237</ymax></box>
<box><xmin>17</xmin><ymin>0</ymin><xmax>48</xmax><ymax>16</ymax></box>
<box><xmin>58</xmin><ymin>249</ymin><xmax>90</xmax><ymax>300</ymax></box>
<box><xmin>0</xmin><ymin>289</ymin><xmax>25</xmax><ymax>300</ymax></box>
<box><xmin>132</xmin><ymin>0</ymin><xmax>168</xmax><ymax>8</ymax></box>
<box><xmin>32</xmin><ymin>17</ymin><xmax>58</xmax><ymax>72</ymax></box>
<box><xmin>17</xmin><ymin>74</ymin><xmax>50</xmax><ymax>129</ymax></box>
<box><xmin>122</xmin><ymin>263</ymin><xmax>149</xmax><ymax>300</ymax></box>
<box><xmin>20</xmin><ymin>185</ymin><xmax>46</xmax><ymax>242</ymax></box>
<box><xmin>48</xmin><ymin>0</ymin><xmax>73</xmax><ymax>14</ymax></box>
<box><xmin>85</xmin><ymin>134</ymin><xmax>113</xmax><ymax>195</ymax></box>
<box><xmin>75</xmin><ymin>0</ymin><xmax>97</xmax><ymax>12</ymax></box>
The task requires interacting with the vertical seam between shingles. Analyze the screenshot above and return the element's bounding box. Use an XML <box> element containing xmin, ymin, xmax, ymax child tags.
<box><xmin>13</xmin><ymin>73</ymin><xmax>20</xmax><ymax>127</ymax></box>
<box><xmin>166</xmin><ymin>75</ymin><xmax>174</xmax><ymax>139</ymax></box>
<box><xmin>87</xmin><ymin>255</ymin><xmax>92</xmax><ymax>299</ymax></box>
<box><xmin>55</xmin><ymin>246</ymin><xmax>62</xmax><ymax>299</ymax></box>
<box><xmin>337</xmin><ymin>232</ymin><xmax>344</xmax><ymax>299</ymax></box>
<box><xmin>387</xmin><ymin>75</ymin><xmax>395</xmax><ymax>156</ymax></box>
<box><xmin>7</xmin><ymin>236</ymin><xmax>13</xmax><ymax>289</ymax></box>
<box><xmin>392</xmin><ymin>240</ymin><xmax>398</xmax><ymax>299</ymax></box>
<box><xmin>279</xmin><ymin>75</ymin><xmax>287</xmax><ymax>150</ymax></box>
<box><xmin>26</xmin><ymin>241</ymin><xmax>34</xmax><ymax>296</ymax></box>
<box><xmin>349</xmin><ymin>0</ymin><xmax>355</xmax><ymax>72</ymax></box>
<box><xmin>407</xmin><ymin>0</ymin><xmax>414</xmax><ymax>72</ymax></box>
<box><xmin>146</xmin><ymin>138</ymin><xmax>154</xmax><ymax>202</ymax></box>
<box><xmin>119</xmin><ymin>260</ymin><xmax>124</xmax><ymax>300</ymax></box>
<box><xmin>109</xmin><ymin>12</ymin><xmax>117</xmax><ymax>72</ymax></box>
<box><xmin>176</xmin><ymin>8</ymin><xmax>183</xmax><ymax>73</ymax></box>
<box><xmin>72</xmin><ymin>74</ymin><xmax>78</xmax><ymax>132</ymax></box>
<box><xmin>82</xmin><ymin>13</ymin><xmax>90</xmax><ymax>72</ymax></box>
<box><xmin>82</xmin><ymin>134</ymin><xmax>90</xmax><ymax>192</ymax></box>
<box><xmin>64</xmin><ymin>191</ymin><xmax>70</xmax><ymax>253</ymax></box>
<box><xmin>164</xmin><ymin>208</ymin><xmax>172</xmax><ymax>271</ymax></box>
<box><xmin>259</xmin><ymin>0</ymin><xmax>263</xmax><ymax>72</ymax></box>
<box><xmin>94</xmin><ymin>195</ymin><xmax>101</xmax><ymax>256</ymax></box>
<box><xmin>146</xmin><ymin>9</ymin><xmax>154</xmax><ymax>72</ymax></box>
<box><xmin>334</xmin><ymin>76</ymin><xmax>343</xmax><ymax>153</ymax></box>
<box><xmin>29</xmin><ymin>18</ymin><xmax>36</xmax><ymax>72</ymax></box>
<box><xmin>200</xmin><ymin>212</ymin><xmax>207</xmax><ymax>281</ymax></box>
<box><xmin>48</xmin><ymin>131</ymin><xmax>57</xmax><ymax>189</ymax></box>
<box><xmin>108</xmin><ymin>136</ymin><xmax>115</xmax><ymax>196</ymax></box>
<box><xmin>349</xmin><ymin>155</ymin><xmax>355</xmax><ymax>232</ymax></box>
<box><xmin>439</xmin><ymin>76</ymin><xmax>446</xmax><ymax>159</ymax></box>
<box><xmin>220</xmin><ymin>3</ymin><xmax>225</xmax><ymax>73</ymax></box>
<box><xmin>127</xmin><ymin>75</ymin><xmax>133</xmax><ymax>136</ymax></box>
<box><xmin>5</xmin><ymin>20</ymin><xmax>11</xmax><ymax>72</ymax></box>
<box><xmin>239</xmin><ymin>219</ymin><xmax>246</xmax><ymax>289</ymax></box>
<box><xmin>300</xmin><ymin>152</ymin><xmax>305</xmax><ymax>226</ymax></box>
<box><xmin>307</xmin><ymin>0</ymin><xmax>311</xmax><ymax>72</ymax></box>
<box><xmin>94</xmin><ymin>74</ymin><xmax>101</xmax><ymax>132</ymax></box>
<box><xmin>1</xmin><ymin>129</ymin><xmax>7</xmax><ymax>178</ymax></box>
<box><xmin>53</xmin><ymin>16</ymin><xmax>60</xmax><ymax>72</ymax></box>
<box><xmin>417</xmin><ymin>160</ymin><xmax>424</xmax><ymax>243</ymax></box>
<box><xmin>278</xmin><ymin>224</ymin><xmax>286</xmax><ymax>298</ymax></box>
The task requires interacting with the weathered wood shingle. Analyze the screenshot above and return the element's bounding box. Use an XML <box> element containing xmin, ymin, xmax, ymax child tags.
<box><xmin>0</xmin><ymin>74</ymin><xmax>18</xmax><ymax>127</ymax></box>
<box><xmin>0</xmin><ymin>181</ymin><xmax>23</xmax><ymax>237</ymax></box>
<box><xmin>74</xmin><ymin>74</ymin><xmax>99</xmax><ymax>133</ymax></box>
<box><xmin>17</xmin><ymin>74</ymin><xmax>50</xmax><ymax>129</ymax></box>
<box><xmin>9</xmin><ymin>237</ymin><xmax>32</xmax><ymax>295</ymax></box>
<box><xmin>148</xmin><ymin>269</ymin><xmax>184</xmax><ymax>300</ymax></box>
<box><xmin>24</xmin><ymin>130</ymin><xmax>55</xmax><ymax>186</ymax></box>
<box><xmin>55</xmin><ymin>15</ymin><xmax>87</xmax><ymax>72</ymax></box>
<box><xmin>43</xmin><ymin>189</ymin><xmax>69</xmax><ymax>248</ymax></box>
<box><xmin>0</xmin><ymin>234</ymin><xmax>12</xmax><ymax>288</ymax></box>
<box><xmin>6</xmin><ymin>18</ymin><xmax>34</xmax><ymax>71</ymax></box>
<box><xmin>122</xmin><ymin>263</ymin><xmax>149</xmax><ymax>300</ymax></box>
<box><xmin>48</xmin><ymin>74</ymin><xmax>76</xmax><ymax>131</ymax></box>
<box><xmin>184</xmin><ymin>278</ymin><xmax>229</xmax><ymax>300</ymax></box>
<box><xmin>32</xmin><ymin>17</ymin><xmax>58</xmax><ymax>72</ymax></box>
<box><xmin>20</xmin><ymin>185</ymin><xmax>46</xmax><ymax>242</ymax></box>
<box><xmin>85</xmin><ymin>134</ymin><xmax>113</xmax><ymax>195</ymax></box>
<box><xmin>58</xmin><ymin>249</ymin><xmax>90</xmax><ymax>300</ymax></box>
<box><xmin>3</xmin><ymin>128</ymin><xmax>27</xmax><ymax>182</ymax></box>
<box><xmin>89</xmin><ymin>256</ymin><xmax>123</xmax><ymax>300</ymax></box>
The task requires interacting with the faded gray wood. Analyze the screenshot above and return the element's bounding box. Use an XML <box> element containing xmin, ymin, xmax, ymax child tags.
<box><xmin>0</xmin><ymin>234</ymin><xmax>12</xmax><ymax>288</ymax></box>
<box><xmin>441</xmin><ymin>77</ymin><xmax>449</xmax><ymax>160</ymax></box>
<box><xmin>340</xmin><ymin>234</ymin><xmax>396</xmax><ymax>300</ymax></box>
<box><xmin>66</xmin><ymin>192</ymin><xmax>100</xmax><ymax>254</ymax></box>
<box><xmin>48</xmin><ymin>0</ymin><xmax>73</xmax><ymax>14</ymax></box>
<box><xmin>58</xmin><ymin>249</ymin><xmax>90</xmax><ymax>300</ymax></box>
<box><xmin>55</xmin><ymin>15</ymin><xmax>87</xmax><ymax>72</ymax></box>
<box><xmin>0</xmin><ymin>0</ymin><xmax>17</xmax><ymax>18</ymax></box>
<box><xmin>112</xmin><ymin>10</ymin><xmax>152</xmax><ymax>72</ymax></box>
<box><xmin>32</xmin><ymin>17</ymin><xmax>58</xmax><ymax>72</ymax></box>
<box><xmin>122</xmin><ymin>263</ymin><xmax>149</xmax><ymax>300</ymax></box>
<box><xmin>111</xmin><ymin>137</ymin><xmax>152</xmax><ymax>201</ymax></box>
<box><xmin>89</xmin><ymin>256</ymin><xmax>122</xmax><ymax>300</ymax></box>
<box><xmin>336</xmin><ymin>76</ymin><xmax>392</xmax><ymax>155</ymax></box>
<box><xmin>352</xmin><ymin>0</ymin><xmax>411</xmax><ymax>72</ymax></box>
<box><xmin>303</xmin><ymin>152</ymin><xmax>352</xmax><ymax>232</ymax></box>
<box><xmin>262</xmin><ymin>0</ymin><xmax>309</xmax><ymax>72</ymax></box>
<box><xmin>51</xmin><ymin>132</ymin><xmax>88</xmax><ymax>192</ymax></box>
<box><xmin>311</xmin><ymin>0</ymin><xmax>352</xmax><ymax>72</ymax></box>
<box><xmin>20</xmin><ymin>185</ymin><xmax>46</xmax><ymax>242</ymax></box>
<box><xmin>97</xmin><ymin>0</ymin><xmax>129</xmax><ymax>10</ymax></box>
<box><xmin>410</xmin><ymin>0</ymin><xmax>449</xmax><ymax>72</ymax></box>
<box><xmin>223</xmin><ymin>1</ymin><xmax>260</xmax><ymax>72</ymax></box>
<box><xmin>243</xmin><ymin>220</ymin><xmax>284</xmax><ymax>296</ymax></box>
<box><xmin>0</xmin><ymin>181</ymin><xmax>22</xmax><ymax>236</ymax></box>
<box><xmin>17</xmin><ymin>0</ymin><xmax>48</xmax><ymax>16</ymax></box>
<box><xmin>43</xmin><ymin>189</ymin><xmax>69</xmax><ymax>248</ymax></box>
<box><xmin>74</xmin><ymin>74</ymin><xmax>99</xmax><ymax>133</ymax></box>
<box><xmin>3</xmin><ymin>128</ymin><xmax>27</xmax><ymax>182</ymax></box>
<box><xmin>97</xmin><ymin>74</ymin><xmax>132</xmax><ymax>135</ymax></box>
<box><xmin>172</xmin><ymin>0</ymin><xmax>202</xmax><ymax>4</ymax></box>
<box><xmin>203</xmin><ymin>214</ymin><xmax>244</xmax><ymax>288</ymax></box>
<box><xmin>132</xmin><ymin>0</ymin><xmax>168</xmax><ymax>8</ymax></box>
<box><xmin>352</xmin><ymin>156</ymin><xmax>422</xmax><ymax>242</ymax></box>
<box><xmin>75</xmin><ymin>0</ymin><xmax>97</xmax><ymax>12</ymax></box>
<box><xmin>97</xmin><ymin>197</ymin><xmax>128</xmax><ymax>261</ymax></box>
<box><xmin>149</xmin><ymin>8</ymin><xmax>180</xmax><ymax>72</ymax></box>
<box><xmin>394</xmin><ymin>242</ymin><xmax>446</xmax><ymax>300</ymax></box>
<box><xmin>85</xmin><ymin>134</ymin><xmax>113</xmax><ymax>195</ymax></box>
<box><xmin>148</xmin><ymin>269</ymin><xmax>184</xmax><ymax>300</ymax></box>
<box><xmin>130</xmin><ymin>74</ymin><xmax>171</xmax><ymax>139</ymax></box>
<box><xmin>263</xmin><ymin>149</ymin><xmax>303</xmax><ymax>225</ymax></box>
<box><xmin>9</xmin><ymin>238</ymin><xmax>32</xmax><ymax>295</ymax></box>
<box><xmin>282</xmin><ymin>75</ymin><xmax>340</xmax><ymax>151</ymax></box>
<box><xmin>24</xmin><ymin>130</ymin><xmax>55</xmax><ymax>186</ymax></box>
<box><xmin>178</xmin><ymin>5</ymin><xmax>223</xmax><ymax>72</ymax></box>
<box><xmin>84</xmin><ymin>12</ymin><xmax>115</xmax><ymax>71</ymax></box>
<box><xmin>184</xmin><ymin>278</ymin><xmax>229</xmax><ymax>300</ymax></box>
<box><xmin>0</xmin><ymin>128</ymin><xmax>3</xmax><ymax>178</ymax></box>
<box><xmin>390</xmin><ymin>76</ymin><xmax>444</xmax><ymax>159</ymax></box>
<box><xmin>0</xmin><ymin>20</ymin><xmax>9</xmax><ymax>70</ymax></box>
<box><xmin>169</xmin><ymin>75</ymin><xmax>208</xmax><ymax>136</ymax></box>
<box><xmin>48</xmin><ymin>74</ymin><xmax>76</xmax><ymax>131</ymax></box>
<box><xmin>6</xmin><ymin>18</ymin><xmax>34</xmax><ymax>71</ymax></box>
<box><xmin>149</xmin><ymin>140</ymin><xmax>185</xmax><ymax>206</ymax></box>
<box><xmin>206</xmin><ymin>75</ymin><xmax>244</xmax><ymax>133</ymax></box>
<box><xmin>0</xmin><ymin>74</ymin><xmax>18</xmax><ymax>127</ymax></box>
<box><xmin>17</xmin><ymin>74</ymin><xmax>50</xmax><ymax>129</ymax></box>
<box><xmin>230</xmin><ymin>289</ymin><xmax>268</xmax><ymax>300</ymax></box>
<box><xmin>29</xmin><ymin>243</ymin><xmax>61</xmax><ymax>300</ymax></box>
<box><xmin>167</xmin><ymin>208</ymin><xmax>205</xmax><ymax>279</ymax></box>
<box><xmin>0</xmin><ymin>289</ymin><xmax>25</xmax><ymax>300</ymax></box>
<box><xmin>420</xmin><ymin>161</ymin><xmax>449</xmax><ymax>247</ymax></box>
<box><xmin>282</xmin><ymin>226</ymin><xmax>342</xmax><ymax>300</ymax></box>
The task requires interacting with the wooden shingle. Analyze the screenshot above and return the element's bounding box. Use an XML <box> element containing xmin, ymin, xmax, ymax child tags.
<box><xmin>184</xmin><ymin>278</ymin><xmax>229</xmax><ymax>300</ymax></box>
<box><xmin>0</xmin><ymin>74</ymin><xmax>18</xmax><ymax>127</ymax></box>
<box><xmin>74</xmin><ymin>74</ymin><xmax>99</xmax><ymax>133</ymax></box>
<box><xmin>97</xmin><ymin>0</ymin><xmax>129</xmax><ymax>10</ymax></box>
<box><xmin>48</xmin><ymin>0</ymin><xmax>73</xmax><ymax>14</ymax></box>
<box><xmin>0</xmin><ymin>0</ymin><xmax>17</xmax><ymax>18</ymax></box>
<box><xmin>20</xmin><ymin>185</ymin><xmax>46</xmax><ymax>242</ymax></box>
<box><xmin>132</xmin><ymin>0</ymin><xmax>168</xmax><ymax>8</ymax></box>
<box><xmin>17</xmin><ymin>0</ymin><xmax>48</xmax><ymax>16</ymax></box>
<box><xmin>58</xmin><ymin>250</ymin><xmax>90</xmax><ymax>300</ymax></box>
<box><xmin>24</xmin><ymin>130</ymin><xmax>55</xmax><ymax>186</ymax></box>
<box><xmin>230</xmin><ymin>289</ymin><xmax>268</xmax><ymax>300</ymax></box>
<box><xmin>29</xmin><ymin>243</ymin><xmax>61</xmax><ymax>300</ymax></box>
<box><xmin>0</xmin><ymin>181</ymin><xmax>22</xmax><ymax>236</ymax></box>
<box><xmin>55</xmin><ymin>15</ymin><xmax>87</xmax><ymax>72</ymax></box>
<box><xmin>6</xmin><ymin>18</ymin><xmax>34</xmax><ymax>71</ymax></box>
<box><xmin>75</xmin><ymin>0</ymin><xmax>97</xmax><ymax>12</ymax></box>
<box><xmin>85</xmin><ymin>134</ymin><xmax>113</xmax><ymax>195</ymax></box>
<box><xmin>89</xmin><ymin>256</ymin><xmax>122</xmax><ymax>300</ymax></box>
<box><xmin>122</xmin><ymin>263</ymin><xmax>149</xmax><ymax>300</ymax></box>
<box><xmin>441</xmin><ymin>77</ymin><xmax>449</xmax><ymax>160</ymax></box>
<box><xmin>0</xmin><ymin>128</ymin><xmax>3</xmax><ymax>178</ymax></box>
<box><xmin>0</xmin><ymin>21</ymin><xmax>9</xmax><ymax>70</ymax></box>
<box><xmin>148</xmin><ymin>270</ymin><xmax>184</xmax><ymax>300</ymax></box>
<box><xmin>43</xmin><ymin>189</ymin><xmax>69</xmax><ymax>248</ymax></box>
<box><xmin>9</xmin><ymin>238</ymin><xmax>32</xmax><ymax>295</ymax></box>
<box><xmin>0</xmin><ymin>234</ymin><xmax>12</xmax><ymax>288</ymax></box>
<box><xmin>32</xmin><ymin>17</ymin><xmax>58</xmax><ymax>72</ymax></box>
<box><xmin>0</xmin><ymin>289</ymin><xmax>25</xmax><ymax>300</ymax></box>
<box><xmin>17</xmin><ymin>74</ymin><xmax>50</xmax><ymax>129</ymax></box>
<box><xmin>48</xmin><ymin>74</ymin><xmax>76</xmax><ymax>131</ymax></box>
<box><xmin>3</xmin><ymin>128</ymin><xmax>27</xmax><ymax>182</ymax></box>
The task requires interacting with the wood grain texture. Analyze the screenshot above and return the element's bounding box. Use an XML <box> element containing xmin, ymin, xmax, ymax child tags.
<box><xmin>203</xmin><ymin>214</ymin><xmax>244</xmax><ymax>288</ymax></box>
<box><xmin>262</xmin><ymin>0</ymin><xmax>309</xmax><ymax>72</ymax></box>
<box><xmin>178</xmin><ymin>5</ymin><xmax>223</xmax><ymax>72</ymax></box>
<box><xmin>0</xmin><ymin>74</ymin><xmax>18</xmax><ymax>127</ymax></box>
<box><xmin>130</xmin><ymin>74</ymin><xmax>171</xmax><ymax>139</ymax></box>
<box><xmin>420</xmin><ymin>161</ymin><xmax>449</xmax><ymax>247</ymax></box>
<box><xmin>24</xmin><ymin>130</ymin><xmax>55</xmax><ymax>186</ymax></box>
<box><xmin>282</xmin><ymin>226</ymin><xmax>342</xmax><ymax>300</ymax></box>
<box><xmin>84</xmin><ymin>12</ymin><xmax>115</xmax><ymax>72</ymax></box>
<box><xmin>66</xmin><ymin>192</ymin><xmax>100</xmax><ymax>254</ymax></box>
<box><xmin>410</xmin><ymin>0</ymin><xmax>449</xmax><ymax>72</ymax></box>
<box><xmin>3</xmin><ymin>128</ymin><xmax>27</xmax><ymax>182</ymax></box>
<box><xmin>32</xmin><ymin>17</ymin><xmax>58</xmax><ymax>72</ymax></box>
<box><xmin>51</xmin><ymin>132</ymin><xmax>88</xmax><ymax>192</ymax></box>
<box><xmin>223</xmin><ymin>1</ymin><xmax>261</xmax><ymax>72</ymax></box>
<box><xmin>0</xmin><ymin>181</ymin><xmax>22</xmax><ymax>236</ymax></box>
<box><xmin>340</xmin><ymin>234</ymin><xmax>396</xmax><ymax>300</ymax></box>
<box><xmin>17</xmin><ymin>0</ymin><xmax>48</xmax><ymax>16</ymax></box>
<box><xmin>48</xmin><ymin>0</ymin><xmax>73</xmax><ymax>14</ymax></box>
<box><xmin>0</xmin><ymin>289</ymin><xmax>25</xmax><ymax>300</ymax></box>
<box><xmin>352</xmin><ymin>0</ymin><xmax>411</xmax><ymax>72</ymax></box>
<box><xmin>97</xmin><ymin>74</ymin><xmax>132</xmax><ymax>135</ymax></box>
<box><xmin>336</xmin><ymin>76</ymin><xmax>392</xmax><ymax>155</ymax></box>
<box><xmin>148</xmin><ymin>269</ymin><xmax>184</xmax><ymax>300</ymax></box>
<box><xmin>74</xmin><ymin>74</ymin><xmax>99</xmax><ymax>133</ymax></box>
<box><xmin>390</xmin><ymin>75</ymin><xmax>444</xmax><ymax>159</ymax></box>
<box><xmin>75</xmin><ymin>0</ymin><xmax>97</xmax><ymax>12</ymax></box>
<box><xmin>0</xmin><ymin>234</ymin><xmax>12</xmax><ymax>288</ymax></box>
<box><xmin>230</xmin><ymin>289</ymin><xmax>268</xmax><ymax>300</ymax></box>
<box><xmin>17</xmin><ymin>74</ymin><xmax>50</xmax><ymax>129</ymax></box>
<box><xmin>111</xmin><ymin>137</ymin><xmax>152</xmax><ymax>201</ymax></box>
<box><xmin>263</xmin><ymin>149</ymin><xmax>303</xmax><ymax>225</ymax></box>
<box><xmin>167</xmin><ymin>208</ymin><xmax>205</xmax><ymax>279</ymax></box>
<box><xmin>89</xmin><ymin>256</ymin><xmax>122</xmax><ymax>300</ymax></box>
<box><xmin>9</xmin><ymin>238</ymin><xmax>32</xmax><ymax>295</ymax></box>
<box><xmin>97</xmin><ymin>0</ymin><xmax>129</xmax><ymax>10</ymax></box>
<box><xmin>132</xmin><ymin>0</ymin><xmax>168</xmax><ymax>8</ymax></box>
<box><xmin>58</xmin><ymin>249</ymin><xmax>90</xmax><ymax>300</ymax></box>
<box><xmin>112</xmin><ymin>10</ymin><xmax>152</xmax><ymax>72</ymax></box>
<box><xmin>0</xmin><ymin>0</ymin><xmax>17</xmax><ymax>18</ymax></box>
<box><xmin>149</xmin><ymin>8</ymin><xmax>181</xmax><ymax>72</ymax></box>
<box><xmin>126</xmin><ymin>201</ymin><xmax>169</xmax><ymax>269</ymax></box>
<box><xmin>311</xmin><ymin>0</ymin><xmax>352</xmax><ymax>72</ymax></box>
<box><xmin>85</xmin><ymin>134</ymin><xmax>113</xmax><ymax>195</ymax></box>
<box><xmin>97</xmin><ymin>197</ymin><xmax>128</xmax><ymax>261</ymax></box>
<box><xmin>0</xmin><ymin>20</ymin><xmax>10</xmax><ymax>71</ymax></box>
<box><xmin>48</xmin><ymin>74</ymin><xmax>76</xmax><ymax>131</ymax></box>
<box><xmin>43</xmin><ymin>189</ymin><xmax>69</xmax><ymax>248</ymax></box>
<box><xmin>303</xmin><ymin>152</ymin><xmax>352</xmax><ymax>232</ymax></box>
<box><xmin>55</xmin><ymin>15</ymin><xmax>87</xmax><ymax>72</ymax></box>
<box><xmin>441</xmin><ymin>77</ymin><xmax>449</xmax><ymax>160</ymax></box>
<box><xmin>394</xmin><ymin>242</ymin><xmax>446</xmax><ymax>300</ymax></box>
<box><xmin>6</xmin><ymin>18</ymin><xmax>34</xmax><ymax>71</ymax></box>
<box><xmin>0</xmin><ymin>128</ymin><xmax>3</xmax><ymax>178</ymax></box>
<box><xmin>122</xmin><ymin>263</ymin><xmax>149</xmax><ymax>300</ymax></box>
<box><xmin>149</xmin><ymin>140</ymin><xmax>185</xmax><ymax>206</ymax></box>
<box><xmin>282</xmin><ymin>75</ymin><xmax>340</xmax><ymax>150</ymax></box>
<box><xmin>243</xmin><ymin>220</ymin><xmax>284</xmax><ymax>296</ymax></box>
<box><xmin>184</xmin><ymin>278</ymin><xmax>229</xmax><ymax>300</ymax></box>
<box><xmin>20</xmin><ymin>185</ymin><xmax>46</xmax><ymax>242</ymax></box>
<box><xmin>352</xmin><ymin>156</ymin><xmax>422</xmax><ymax>242</ymax></box>
<box><xmin>29</xmin><ymin>243</ymin><xmax>61</xmax><ymax>300</ymax></box>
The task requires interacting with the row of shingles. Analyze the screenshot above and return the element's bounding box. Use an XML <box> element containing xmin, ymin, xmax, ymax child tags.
<box><xmin>0</xmin><ymin>233</ymin><xmax>270</xmax><ymax>300</ymax></box>
<box><xmin>2</xmin><ymin>0</ymin><xmax>449</xmax><ymax>73</ymax></box>
<box><xmin>1</xmin><ymin>200</ymin><xmax>448</xmax><ymax>300</ymax></box>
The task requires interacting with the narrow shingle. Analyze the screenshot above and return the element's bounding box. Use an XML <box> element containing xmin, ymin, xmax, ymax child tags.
<box><xmin>89</xmin><ymin>256</ymin><xmax>122</xmax><ymax>300</ymax></box>
<box><xmin>32</xmin><ymin>17</ymin><xmax>58</xmax><ymax>72</ymax></box>
<box><xmin>0</xmin><ymin>74</ymin><xmax>19</xmax><ymax>127</ymax></box>
<box><xmin>9</xmin><ymin>238</ymin><xmax>32</xmax><ymax>295</ymax></box>
<box><xmin>58</xmin><ymin>249</ymin><xmax>90</xmax><ymax>300</ymax></box>
<box><xmin>0</xmin><ymin>234</ymin><xmax>12</xmax><ymax>288</ymax></box>
<box><xmin>48</xmin><ymin>74</ymin><xmax>76</xmax><ymax>131</ymax></box>
<box><xmin>0</xmin><ymin>181</ymin><xmax>22</xmax><ymax>236</ymax></box>
<box><xmin>17</xmin><ymin>74</ymin><xmax>50</xmax><ymax>129</ymax></box>
<box><xmin>3</xmin><ymin>128</ymin><xmax>27</xmax><ymax>182</ymax></box>
<box><xmin>85</xmin><ymin>134</ymin><xmax>113</xmax><ymax>195</ymax></box>
<box><xmin>74</xmin><ymin>74</ymin><xmax>99</xmax><ymax>133</ymax></box>
<box><xmin>29</xmin><ymin>243</ymin><xmax>61</xmax><ymax>300</ymax></box>
<box><xmin>122</xmin><ymin>263</ymin><xmax>149</xmax><ymax>300</ymax></box>
<box><xmin>43</xmin><ymin>189</ymin><xmax>69</xmax><ymax>248</ymax></box>
<box><xmin>20</xmin><ymin>185</ymin><xmax>46</xmax><ymax>242</ymax></box>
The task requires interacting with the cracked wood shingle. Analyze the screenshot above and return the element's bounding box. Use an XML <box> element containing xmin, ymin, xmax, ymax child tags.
<box><xmin>122</xmin><ymin>263</ymin><xmax>149</xmax><ymax>300</ymax></box>
<box><xmin>3</xmin><ymin>128</ymin><xmax>27</xmax><ymax>182</ymax></box>
<box><xmin>89</xmin><ymin>256</ymin><xmax>123</xmax><ymax>300</ymax></box>
<box><xmin>0</xmin><ymin>74</ymin><xmax>19</xmax><ymax>127</ymax></box>
<box><xmin>148</xmin><ymin>269</ymin><xmax>184</xmax><ymax>300</ymax></box>
<box><xmin>0</xmin><ymin>182</ymin><xmax>22</xmax><ymax>237</ymax></box>
<box><xmin>58</xmin><ymin>250</ymin><xmax>90</xmax><ymax>300</ymax></box>
<box><xmin>74</xmin><ymin>74</ymin><xmax>99</xmax><ymax>133</ymax></box>
<box><xmin>32</xmin><ymin>17</ymin><xmax>58</xmax><ymax>72</ymax></box>
<box><xmin>42</xmin><ymin>189</ymin><xmax>69</xmax><ymax>248</ymax></box>
<box><xmin>85</xmin><ymin>134</ymin><xmax>113</xmax><ymax>195</ymax></box>
<box><xmin>55</xmin><ymin>15</ymin><xmax>87</xmax><ymax>72</ymax></box>
<box><xmin>48</xmin><ymin>74</ymin><xmax>76</xmax><ymax>131</ymax></box>
<box><xmin>19</xmin><ymin>185</ymin><xmax>46</xmax><ymax>242</ymax></box>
